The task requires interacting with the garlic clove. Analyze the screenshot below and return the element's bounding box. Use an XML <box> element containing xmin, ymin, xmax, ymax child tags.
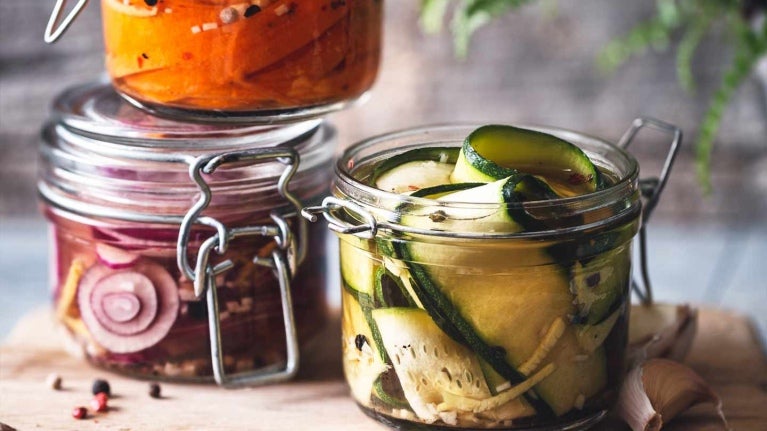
<box><xmin>628</xmin><ymin>303</ymin><xmax>698</xmax><ymax>364</ymax></box>
<box><xmin>616</xmin><ymin>359</ymin><xmax>729</xmax><ymax>431</ymax></box>
<box><xmin>616</xmin><ymin>364</ymin><xmax>661</xmax><ymax>431</ymax></box>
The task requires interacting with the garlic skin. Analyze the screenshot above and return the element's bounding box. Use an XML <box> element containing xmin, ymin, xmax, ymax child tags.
<box><xmin>616</xmin><ymin>359</ymin><xmax>729</xmax><ymax>431</ymax></box>
<box><xmin>628</xmin><ymin>304</ymin><xmax>697</xmax><ymax>364</ymax></box>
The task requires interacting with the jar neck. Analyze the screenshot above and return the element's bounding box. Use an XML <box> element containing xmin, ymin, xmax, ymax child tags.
<box><xmin>40</xmin><ymin>122</ymin><xmax>335</xmax><ymax>223</ymax></box>
<box><xmin>332</xmin><ymin>124</ymin><xmax>641</xmax><ymax>239</ymax></box>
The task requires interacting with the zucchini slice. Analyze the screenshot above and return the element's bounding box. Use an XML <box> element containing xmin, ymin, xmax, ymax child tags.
<box><xmin>372</xmin><ymin>147</ymin><xmax>460</xmax><ymax>194</ymax></box>
<box><xmin>400</xmin><ymin>177</ymin><xmax>525</xmax><ymax>234</ymax></box>
<box><xmin>451</xmin><ymin>125</ymin><xmax>600</xmax><ymax>196</ymax></box>
<box><xmin>395</xmin><ymin>240</ymin><xmax>608</xmax><ymax>416</ymax></box>
<box><xmin>374</xmin><ymin>267</ymin><xmax>417</xmax><ymax>308</ymax></box>
<box><xmin>570</xmin><ymin>245</ymin><xmax>631</xmax><ymax>325</ymax></box>
<box><xmin>371</xmin><ymin>307</ymin><xmax>493</xmax><ymax>422</ymax></box>
<box><xmin>341</xmin><ymin>289</ymin><xmax>389</xmax><ymax>406</ymax></box>
<box><xmin>339</xmin><ymin>236</ymin><xmax>378</xmax><ymax>297</ymax></box>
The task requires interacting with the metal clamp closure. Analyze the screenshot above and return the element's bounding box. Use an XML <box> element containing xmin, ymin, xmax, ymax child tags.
<box><xmin>177</xmin><ymin>148</ymin><xmax>304</xmax><ymax>387</ymax></box>
<box><xmin>44</xmin><ymin>0</ymin><xmax>89</xmax><ymax>44</ymax></box>
<box><xmin>618</xmin><ymin>117</ymin><xmax>683</xmax><ymax>305</ymax></box>
<box><xmin>301</xmin><ymin>196</ymin><xmax>378</xmax><ymax>239</ymax></box>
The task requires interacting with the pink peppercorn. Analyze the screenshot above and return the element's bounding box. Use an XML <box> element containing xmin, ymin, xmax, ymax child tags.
<box><xmin>72</xmin><ymin>406</ymin><xmax>87</xmax><ymax>419</ymax></box>
<box><xmin>91</xmin><ymin>393</ymin><xmax>108</xmax><ymax>412</ymax></box>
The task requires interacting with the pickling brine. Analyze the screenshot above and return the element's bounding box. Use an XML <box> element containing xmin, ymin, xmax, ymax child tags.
<box><xmin>311</xmin><ymin>125</ymin><xmax>645</xmax><ymax>430</ymax></box>
<box><xmin>102</xmin><ymin>0</ymin><xmax>382</xmax><ymax>118</ymax></box>
<box><xmin>48</xmin><ymin>212</ymin><xmax>329</xmax><ymax>380</ymax></box>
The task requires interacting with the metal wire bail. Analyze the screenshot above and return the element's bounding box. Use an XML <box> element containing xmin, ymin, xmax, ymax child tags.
<box><xmin>44</xmin><ymin>0</ymin><xmax>89</xmax><ymax>44</ymax></box>
<box><xmin>618</xmin><ymin>117</ymin><xmax>683</xmax><ymax>305</ymax></box>
<box><xmin>177</xmin><ymin>147</ymin><xmax>304</xmax><ymax>387</ymax></box>
<box><xmin>301</xmin><ymin>196</ymin><xmax>378</xmax><ymax>239</ymax></box>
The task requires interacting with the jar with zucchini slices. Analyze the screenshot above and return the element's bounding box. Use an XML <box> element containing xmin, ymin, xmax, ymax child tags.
<box><xmin>44</xmin><ymin>0</ymin><xmax>382</xmax><ymax>122</ymax></box>
<box><xmin>39</xmin><ymin>83</ymin><xmax>335</xmax><ymax>386</ymax></box>
<box><xmin>303</xmin><ymin>120</ymin><xmax>681</xmax><ymax>430</ymax></box>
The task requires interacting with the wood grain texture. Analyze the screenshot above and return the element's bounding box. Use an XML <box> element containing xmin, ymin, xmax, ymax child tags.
<box><xmin>0</xmin><ymin>308</ymin><xmax>764</xmax><ymax>430</ymax></box>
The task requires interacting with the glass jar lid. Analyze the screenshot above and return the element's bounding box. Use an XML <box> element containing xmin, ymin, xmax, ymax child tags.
<box><xmin>40</xmin><ymin>82</ymin><xmax>335</xmax><ymax>222</ymax></box>
<box><xmin>52</xmin><ymin>80</ymin><xmax>324</xmax><ymax>147</ymax></box>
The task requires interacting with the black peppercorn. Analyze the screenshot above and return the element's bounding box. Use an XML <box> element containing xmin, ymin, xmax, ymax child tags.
<box><xmin>91</xmin><ymin>378</ymin><xmax>111</xmax><ymax>397</ymax></box>
<box><xmin>586</xmin><ymin>272</ymin><xmax>601</xmax><ymax>288</ymax></box>
<box><xmin>354</xmin><ymin>334</ymin><xmax>367</xmax><ymax>351</ymax></box>
<box><xmin>144</xmin><ymin>0</ymin><xmax>158</xmax><ymax>6</ymax></box>
<box><xmin>149</xmin><ymin>382</ymin><xmax>162</xmax><ymax>399</ymax></box>
<box><xmin>244</xmin><ymin>5</ymin><xmax>261</xmax><ymax>17</ymax></box>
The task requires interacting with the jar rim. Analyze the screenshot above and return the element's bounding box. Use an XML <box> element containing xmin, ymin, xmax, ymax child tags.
<box><xmin>332</xmin><ymin>123</ymin><xmax>641</xmax><ymax>239</ymax></box>
<box><xmin>52</xmin><ymin>81</ymin><xmax>324</xmax><ymax>145</ymax></box>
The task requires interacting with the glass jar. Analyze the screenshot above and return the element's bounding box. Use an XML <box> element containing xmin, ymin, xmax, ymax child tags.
<box><xmin>38</xmin><ymin>82</ymin><xmax>335</xmax><ymax>386</ymax></box>
<box><xmin>44</xmin><ymin>0</ymin><xmax>383</xmax><ymax>122</ymax></box>
<box><xmin>303</xmin><ymin>121</ymin><xmax>680</xmax><ymax>429</ymax></box>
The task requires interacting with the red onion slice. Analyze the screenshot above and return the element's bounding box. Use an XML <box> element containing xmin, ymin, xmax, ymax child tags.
<box><xmin>78</xmin><ymin>260</ymin><xmax>179</xmax><ymax>354</ymax></box>
<box><xmin>90</xmin><ymin>271</ymin><xmax>158</xmax><ymax>335</ymax></box>
<box><xmin>96</xmin><ymin>243</ymin><xmax>140</xmax><ymax>269</ymax></box>
<box><xmin>101</xmin><ymin>292</ymin><xmax>141</xmax><ymax>323</ymax></box>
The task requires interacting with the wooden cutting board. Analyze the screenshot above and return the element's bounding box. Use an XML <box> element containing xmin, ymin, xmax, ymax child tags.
<box><xmin>0</xmin><ymin>307</ymin><xmax>764</xmax><ymax>431</ymax></box>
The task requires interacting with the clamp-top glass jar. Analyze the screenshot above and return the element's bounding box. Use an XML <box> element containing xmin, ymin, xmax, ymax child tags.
<box><xmin>44</xmin><ymin>0</ymin><xmax>383</xmax><ymax>122</ymax></box>
<box><xmin>39</xmin><ymin>82</ymin><xmax>335</xmax><ymax>386</ymax></box>
<box><xmin>303</xmin><ymin>120</ymin><xmax>680</xmax><ymax>430</ymax></box>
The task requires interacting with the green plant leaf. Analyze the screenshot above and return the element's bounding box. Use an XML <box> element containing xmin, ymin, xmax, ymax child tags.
<box><xmin>421</xmin><ymin>0</ymin><xmax>451</xmax><ymax>34</ymax></box>
<box><xmin>451</xmin><ymin>0</ymin><xmax>536</xmax><ymax>58</ymax></box>
<box><xmin>675</xmin><ymin>14</ymin><xmax>711</xmax><ymax>94</ymax></box>
<box><xmin>597</xmin><ymin>15</ymin><xmax>679</xmax><ymax>73</ymax></box>
<box><xmin>696</xmin><ymin>19</ymin><xmax>767</xmax><ymax>193</ymax></box>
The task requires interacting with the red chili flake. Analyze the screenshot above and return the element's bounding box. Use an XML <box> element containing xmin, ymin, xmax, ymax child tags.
<box><xmin>330</xmin><ymin>0</ymin><xmax>346</xmax><ymax>9</ymax></box>
<box><xmin>567</xmin><ymin>173</ymin><xmax>592</xmax><ymax>185</ymax></box>
<box><xmin>244</xmin><ymin>5</ymin><xmax>261</xmax><ymax>17</ymax></box>
<box><xmin>287</xmin><ymin>2</ymin><xmax>298</xmax><ymax>15</ymax></box>
<box><xmin>137</xmin><ymin>56</ymin><xmax>144</xmax><ymax>69</ymax></box>
<box><xmin>182</xmin><ymin>52</ymin><xmax>193</xmax><ymax>60</ymax></box>
<box><xmin>72</xmin><ymin>406</ymin><xmax>87</xmax><ymax>420</ymax></box>
<box><xmin>407</xmin><ymin>185</ymin><xmax>420</xmax><ymax>191</ymax></box>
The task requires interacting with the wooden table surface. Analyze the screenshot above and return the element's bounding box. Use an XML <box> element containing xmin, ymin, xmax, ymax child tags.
<box><xmin>0</xmin><ymin>307</ymin><xmax>764</xmax><ymax>431</ymax></box>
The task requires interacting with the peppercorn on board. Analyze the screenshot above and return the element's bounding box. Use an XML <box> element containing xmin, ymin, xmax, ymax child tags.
<box><xmin>0</xmin><ymin>307</ymin><xmax>765</xmax><ymax>430</ymax></box>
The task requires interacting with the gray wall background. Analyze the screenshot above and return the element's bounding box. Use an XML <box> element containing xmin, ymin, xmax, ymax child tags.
<box><xmin>1</xmin><ymin>1</ymin><xmax>765</xmax><ymax>223</ymax></box>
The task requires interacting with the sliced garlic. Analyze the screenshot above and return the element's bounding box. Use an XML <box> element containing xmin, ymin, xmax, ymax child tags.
<box><xmin>616</xmin><ymin>359</ymin><xmax>729</xmax><ymax>431</ymax></box>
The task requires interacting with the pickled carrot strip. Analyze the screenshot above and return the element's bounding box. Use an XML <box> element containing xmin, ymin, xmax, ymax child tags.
<box><xmin>225</xmin><ymin>0</ymin><xmax>348</xmax><ymax>78</ymax></box>
<box><xmin>56</xmin><ymin>258</ymin><xmax>87</xmax><ymax>319</ymax></box>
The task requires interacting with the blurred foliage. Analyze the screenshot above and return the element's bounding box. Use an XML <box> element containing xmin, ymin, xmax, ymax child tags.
<box><xmin>420</xmin><ymin>0</ymin><xmax>767</xmax><ymax>192</ymax></box>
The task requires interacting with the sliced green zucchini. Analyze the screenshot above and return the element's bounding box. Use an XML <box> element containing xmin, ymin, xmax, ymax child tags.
<box><xmin>372</xmin><ymin>147</ymin><xmax>459</xmax><ymax>194</ymax></box>
<box><xmin>372</xmin><ymin>370</ymin><xmax>411</xmax><ymax>410</ymax></box>
<box><xmin>339</xmin><ymin>236</ymin><xmax>378</xmax><ymax>297</ymax></box>
<box><xmin>341</xmin><ymin>289</ymin><xmax>389</xmax><ymax>406</ymax></box>
<box><xmin>451</xmin><ymin>125</ymin><xmax>599</xmax><ymax>196</ymax></box>
<box><xmin>371</xmin><ymin>307</ymin><xmax>493</xmax><ymax>422</ymax></box>
<box><xmin>391</xmin><ymin>242</ymin><xmax>553</xmax><ymax>417</ymax></box>
<box><xmin>400</xmin><ymin>177</ymin><xmax>525</xmax><ymax>234</ymax></box>
<box><xmin>409</xmin><ymin>182</ymin><xmax>484</xmax><ymax>199</ymax></box>
<box><xmin>395</xmin><ymin>240</ymin><xmax>608</xmax><ymax>416</ymax></box>
<box><xmin>374</xmin><ymin>267</ymin><xmax>417</xmax><ymax>308</ymax></box>
<box><xmin>570</xmin><ymin>245</ymin><xmax>631</xmax><ymax>325</ymax></box>
<box><xmin>575</xmin><ymin>305</ymin><xmax>624</xmax><ymax>353</ymax></box>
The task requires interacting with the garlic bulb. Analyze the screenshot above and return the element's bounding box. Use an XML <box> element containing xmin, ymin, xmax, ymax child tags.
<box><xmin>616</xmin><ymin>359</ymin><xmax>729</xmax><ymax>431</ymax></box>
<box><xmin>628</xmin><ymin>303</ymin><xmax>697</xmax><ymax>364</ymax></box>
